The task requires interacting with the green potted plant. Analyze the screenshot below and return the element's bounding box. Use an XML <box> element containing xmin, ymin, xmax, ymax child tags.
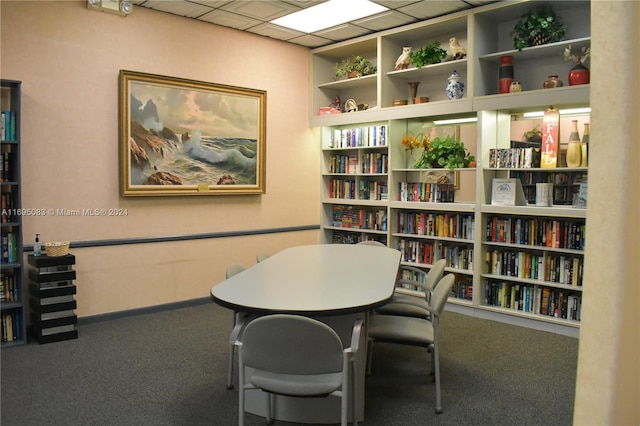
<box><xmin>523</xmin><ymin>125</ymin><xmax>542</xmax><ymax>143</ymax></box>
<box><xmin>511</xmin><ymin>5</ymin><xmax>566</xmax><ymax>52</ymax></box>
<box><xmin>409</xmin><ymin>41</ymin><xmax>447</xmax><ymax>68</ymax></box>
<box><xmin>412</xmin><ymin>135</ymin><xmax>475</xmax><ymax>169</ymax></box>
<box><xmin>334</xmin><ymin>55</ymin><xmax>377</xmax><ymax>79</ymax></box>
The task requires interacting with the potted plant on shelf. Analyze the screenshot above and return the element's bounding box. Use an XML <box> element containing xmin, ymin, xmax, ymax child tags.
<box><xmin>409</xmin><ymin>40</ymin><xmax>448</xmax><ymax>68</ymax></box>
<box><xmin>411</xmin><ymin>135</ymin><xmax>475</xmax><ymax>169</ymax></box>
<box><xmin>511</xmin><ymin>5</ymin><xmax>566</xmax><ymax>52</ymax></box>
<box><xmin>334</xmin><ymin>55</ymin><xmax>377</xmax><ymax>80</ymax></box>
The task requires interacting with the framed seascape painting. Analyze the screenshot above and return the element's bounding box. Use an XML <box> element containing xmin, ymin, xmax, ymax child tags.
<box><xmin>119</xmin><ymin>70</ymin><xmax>266</xmax><ymax>196</ymax></box>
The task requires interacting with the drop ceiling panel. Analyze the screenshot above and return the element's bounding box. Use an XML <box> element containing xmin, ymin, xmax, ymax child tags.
<box><xmin>198</xmin><ymin>9</ymin><xmax>262</xmax><ymax>29</ymax></box>
<box><xmin>220</xmin><ymin>1</ymin><xmax>300</xmax><ymax>21</ymax></box>
<box><xmin>396</xmin><ymin>1</ymin><xmax>469</xmax><ymax>20</ymax></box>
<box><xmin>139</xmin><ymin>0</ymin><xmax>214</xmax><ymax>18</ymax></box>
<box><xmin>133</xmin><ymin>0</ymin><xmax>500</xmax><ymax>48</ymax></box>
<box><xmin>247</xmin><ymin>22</ymin><xmax>304</xmax><ymax>40</ymax></box>
<box><xmin>353</xmin><ymin>10</ymin><xmax>418</xmax><ymax>31</ymax></box>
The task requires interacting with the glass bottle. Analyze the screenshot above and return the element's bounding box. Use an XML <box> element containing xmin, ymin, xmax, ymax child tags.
<box><xmin>566</xmin><ymin>120</ymin><xmax>582</xmax><ymax>168</ymax></box>
<box><xmin>580</xmin><ymin>123</ymin><xmax>589</xmax><ymax>167</ymax></box>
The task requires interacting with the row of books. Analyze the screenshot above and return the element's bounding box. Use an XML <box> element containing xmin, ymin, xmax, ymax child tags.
<box><xmin>328</xmin><ymin>179</ymin><xmax>388</xmax><ymax>201</ymax></box>
<box><xmin>484</xmin><ymin>281</ymin><xmax>582</xmax><ymax>320</ymax></box>
<box><xmin>397</xmin><ymin>212</ymin><xmax>474</xmax><ymax>240</ymax></box>
<box><xmin>1</xmin><ymin>193</ymin><xmax>18</xmax><ymax>222</ymax></box>
<box><xmin>1</xmin><ymin>273</ymin><xmax>19</xmax><ymax>302</ymax></box>
<box><xmin>485</xmin><ymin>250</ymin><xmax>583</xmax><ymax>286</ymax></box>
<box><xmin>328</xmin><ymin>154</ymin><xmax>358</xmax><ymax>174</ymax></box>
<box><xmin>1</xmin><ymin>110</ymin><xmax>17</xmax><ymax>141</ymax></box>
<box><xmin>328</xmin><ymin>125</ymin><xmax>388</xmax><ymax>148</ymax></box>
<box><xmin>330</xmin><ymin>231</ymin><xmax>386</xmax><ymax>246</ymax></box>
<box><xmin>511</xmin><ymin>170</ymin><xmax>586</xmax><ymax>186</ymax></box>
<box><xmin>398</xmin><ymin>182</ymin><xmax>455</xmax><ymax>203</ymax></box>
<box><xmin>361</xmin><ymin>152</ymin><xmax>388</xmax><ymax>174</ymax></box>
<box><xmin>0</xmin><ymin>151</ymin><xmax>13</xmax><ymax>181</ymax></box>
<box><xmin>488</xmin><ymin>147</ymin><xmax>541</xmax><ymax>168</ymax></box>
<box><xmin>451</xmin><ymin>279</ymin><xmax>473</xmax><ymax>301</ymax></box>
<box><xmin>397</xmin><ymin>239</ymin><xmax>473</xmax><ymax>271</ymax></box>
<box><xmin>1</xmin><ymin>311</ymin><xmax>22</xmax><ymax>342</ymax></box>
<box><xmin>485</xmin><ymin>215</ymin><xmax>585</xmax><ymax>250</ymax></box>
<box><xmin>331</xmin><ymin>205</ymin><xmax>388</xmax><ymax>231</ymax></box>
<box><xmin>1</xmin><ymin>232</ymin><xmax>19</xmax><ymax>263</ymax></box>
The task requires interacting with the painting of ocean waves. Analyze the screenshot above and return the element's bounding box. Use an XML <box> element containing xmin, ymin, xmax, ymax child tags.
<box><xmin>121</xmin><ymin>71</ymin><xmax>266</xmax><ymax>195</ymax></box>
<box><xmin>145</xmin><ymin>133</ymin><xmax>257</xmax><ymax>186</ymax></box>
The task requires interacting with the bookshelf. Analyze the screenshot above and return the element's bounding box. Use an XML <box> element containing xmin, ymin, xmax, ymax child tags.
<box><xmin>1</xmin><ymin>79</ymin><xmax>25</xmax><ymax>346</ymax></box>
<box><xmin>313</xmin><ymin>1</ymin><xmax>590</xmax><ymax>336</ymax></box>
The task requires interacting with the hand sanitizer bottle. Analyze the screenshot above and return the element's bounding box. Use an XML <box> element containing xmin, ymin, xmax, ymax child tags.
<box><xmin>34</xmin><ymin>234</ymin><xmax>42</xmax><ymax>257</ymax></box>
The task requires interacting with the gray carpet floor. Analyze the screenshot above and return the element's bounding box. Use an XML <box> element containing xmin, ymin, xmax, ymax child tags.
<box><xmin>1</xmin><ymin>302</ymin><xmax>578</xmax><ymax>425</ymax></box>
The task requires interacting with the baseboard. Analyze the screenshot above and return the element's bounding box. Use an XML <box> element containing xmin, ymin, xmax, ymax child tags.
<box><xmin>78</xmin><ymin>297</ymin><xmax>214</xmax><ymax>325</ymax></box>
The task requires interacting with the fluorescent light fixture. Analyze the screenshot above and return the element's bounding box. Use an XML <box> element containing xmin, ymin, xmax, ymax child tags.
<box><xmin>271</xmin><ymin>0</ymin><xmax>389</xmax><ymax>33</ymax></box>
<box><xmin>523</xmin><ymin>107</ymin><xmax>591</xmax><ymax>118</ymax></box>
<box><xmin>432</xmin><ymin>117</ymin><xmax>478</xmax><ymax>125</ymax></box>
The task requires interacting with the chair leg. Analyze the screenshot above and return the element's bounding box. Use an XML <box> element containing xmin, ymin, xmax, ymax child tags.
<box><xmin>227</xmin><ymin>344</ymin><xmax>235</xmax><ymax>389</ymax></box>
<box><xmin>266</xmin><ymin>393</ymin><xmax>274</xmax><ymax>425</ymax></box>
<box><xmin>433</xmin><ymin>342</ymin><xmax>443</xmax><ymax>414</ymax></box>
<box><xmin>238</xmin><ymin>358</ymin><xmax>245</xmax><ymax>426</ymax></box>
<box><xmin>366</xmin><ymin>339</ymin><xmax>374</xmax><ymax>375</ymax></box>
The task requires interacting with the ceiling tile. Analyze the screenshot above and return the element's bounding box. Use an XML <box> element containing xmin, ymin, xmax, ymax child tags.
<box><xmin>315</xmin><ymin>23</ymin><xmax>373</xmax><ymax>42</ymax></box>
<box><xmin>220</xmin><ymin>1</ymin><xmax>301</xmax><ymax>21</ymax></box>
<box><xmin>397</xmin><ymin>1</ymin><xmax>468</xmax><ymax>20</ymax></box>
<box><xmin>246</xmin><ymin>22</ymin><xmax>305</xmax><ymax>41</ymax></box>
<box><xmin>198</xmin><ymin>9</ymin><xmax>262</xmax><ymax>29</ymax></box>
<box><xmin>139</xmin><ymin>0</ymin><xmax>214</xmax><ymax>18</ymax></box>
<box><xmin>353</xmin><ymin>10</ymin><xmax>418</xmax><ymax>31</ymax></box>
<box><xmin>287</xmin><ymin>34</ymin><xmax>333</xmax><ymax>48</ymax></box>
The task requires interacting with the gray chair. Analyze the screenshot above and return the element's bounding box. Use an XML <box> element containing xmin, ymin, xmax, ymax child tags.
<box><xmin>367</xmin><ymin>273</ymin><xmax>456</xmax><ymax>414</ymax></box>
<box><xmin>356</xmin><ymin>240</ymin><xmax>386</xmax><ymax>247</ymax></box>
<box><xmin>233</xmin><ymin>314</ymin><xmax>363</xmax><ymax>426</ymax></box>
<box><xmin>256</xmin><ymin>251</ymin><xmax>271</xmax><ymax>263</ymax></box>
<box><xmin>225</xmin><ymin>263</ymin><xmax>247</xmax><ymax>389</ymax></box>
<box><xmin>376</xmin><ymin>259</ymin><xmax>447</xmax><ymax>319</ymax></box>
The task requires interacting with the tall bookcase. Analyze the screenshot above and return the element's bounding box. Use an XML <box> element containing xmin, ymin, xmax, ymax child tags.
<box><xmin>1</xmin><ymin>79</ymin><xmax>26</xmax><ymax>346</ymax></box>
<box><xmin>314</xmin><ymin>1</ymin><xmax>590</xmax><ymax>337</ymax></box>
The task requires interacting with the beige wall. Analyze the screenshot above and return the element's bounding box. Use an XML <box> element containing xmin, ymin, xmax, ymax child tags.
<box><xmin>0</xmin><ymin>1</ymin><xmax>320</xmax><ymax>316</ymax></box>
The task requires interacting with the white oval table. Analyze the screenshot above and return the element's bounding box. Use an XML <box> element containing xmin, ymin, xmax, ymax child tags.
<box><xmin>211</xmin><ymin>244</ymin><xmax>401</xmax><ymax>424</ymax></box>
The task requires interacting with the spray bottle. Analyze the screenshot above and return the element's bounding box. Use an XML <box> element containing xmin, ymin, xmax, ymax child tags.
<box><xmin>34</xmin><ymin>234</ymin><xmax>42</xmax><ymax>257</ymax></box>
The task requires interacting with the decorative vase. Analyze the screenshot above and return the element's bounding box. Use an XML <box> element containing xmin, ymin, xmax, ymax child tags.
<box><xmin>446</xmin><ymin>70</ymin><xmax>464</xmax><ymax>100</ymax></box>
<box><xmin>580</xmin><ymin>123</ymin><xmax>589</xmax><ymax>167</ymax></box>
<box><xmin>543</xmin><ymin>75</ymin><xmax>563</xmax><ymax>89</ymax></box>
<box><xmin>498</xmin><ymin>55</ymin><xmax>514</xmax><ymax>94</ymax></box>
<box><xmin>509</xmin><ymin>81</ymin><xmax>522</xmax><ymax>93</ymax></box>
<box><xmin>568</xmin><ymin>62</ymin><xmax>590</xmax><ymax>85</ymax></box>
<box><xmin>565</xmin><ymin>120</ymin><xmax>582</xmax><ymax>168</ymax></box>
<box><xmin>409</xmin><ymin>81</ymin><xmax>420</xmax><ymax>104</ymax></box>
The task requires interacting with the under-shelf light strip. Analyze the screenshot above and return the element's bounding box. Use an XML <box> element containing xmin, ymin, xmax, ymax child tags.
<box><xmin>523</xmin><ymin>108</ymin><xmax>591</xmax><ymax>118</ymax></box>
<box><xmin>432</xmin><ymin>117</ymin><xmax>478</xmax><ymax>125</ymax></box>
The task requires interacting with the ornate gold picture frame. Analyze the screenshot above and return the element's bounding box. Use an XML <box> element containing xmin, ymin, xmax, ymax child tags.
<box><xmin>119</xmin><ymin>70</ymin><xmax>266</xmax><ymax>196</ymax></box>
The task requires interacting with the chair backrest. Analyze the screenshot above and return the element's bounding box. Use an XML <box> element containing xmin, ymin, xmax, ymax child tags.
<box><xmin>256</xmin><ymin>252</ymin><xmax>271</xmax><ymax>263</ymax></box>
<box><xmin>226</xmin><ymin>263</ymin><xmax>247</xmax><ymax>279</ymax></box>
<box><xmin>425</xmin><ymin>259</ymin><xmax>447</xmax><ymax>293</ymax></box>
<box><xmin>356</xmin><ymin>240</ymin><xmax>386</xmax><ymax>247</ymax></box>
<box><xmin>241</xmin><ymin>314</ymin><xmax>344</xmax><ymax>375</ymax></box>
<box><xmin>430</xmin><ymin>274</ymin><xmax>456</xmax><ymax>316</ymax></box>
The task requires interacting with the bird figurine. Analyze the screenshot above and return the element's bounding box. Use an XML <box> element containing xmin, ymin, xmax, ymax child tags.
<box><xmin>448</xmin><ymin>37</ymin><xmax>466</xmax><ymax>59</ymax></box>
<box><xmin>395</xmin><ymin>46</ymin><xmax>412</xmax><ymax>70</ymax></box>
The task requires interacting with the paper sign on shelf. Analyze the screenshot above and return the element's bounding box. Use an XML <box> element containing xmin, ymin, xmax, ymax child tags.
<box><xmin>541</xmin><ymin>106</ymin><xmax>560</xmax><ymax>168</ymax></box>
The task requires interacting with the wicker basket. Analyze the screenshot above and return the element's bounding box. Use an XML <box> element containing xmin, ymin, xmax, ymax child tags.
<box><xmin>44</xmin><ymin>241</ymin><xmax>70</xmax><ymax>257</ymax></box>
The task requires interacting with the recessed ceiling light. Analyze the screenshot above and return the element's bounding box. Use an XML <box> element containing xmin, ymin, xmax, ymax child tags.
<box><xmin>271</xmin><ymin>0</ymin><xmax>389</xmax><ymax>33</ymax></box>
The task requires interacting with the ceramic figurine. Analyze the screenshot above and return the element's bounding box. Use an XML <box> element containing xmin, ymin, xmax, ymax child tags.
<box><xmin>446</xmin><ymin>70</ymin><xmax>464</xmax><ymax>100</ymax></box>
<box><xmin>395</xmin><ymin>46</ymin><xmax>411</xmax><ymax>70</ymax></box>
<box><xmin>448</xmin><ymin>37</ymin><xmax>466</xmax><ymax>59</ymax></box>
